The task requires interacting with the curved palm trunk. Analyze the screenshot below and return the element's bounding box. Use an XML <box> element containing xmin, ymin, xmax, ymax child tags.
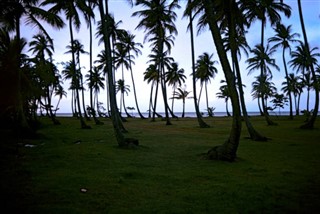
<box><xmin>69</xmin><ymin>18</ymin><xmax>89</xmax><ymax>129</ymax></box>
<box><xmin>188</xmin><ymin>7</ymin><xmax>209</xmax><ymax>128</ymax></box>
<box><xmin>204</xmin><ymin>0</ymin><xmax>241</xmax><ymax>161</ymax></box>
<box><xmin>152</xmin><ymin>78</ymin><xmax>160</xmax><ymax>121</ymax></box>
<box><xmin>98</xmin><ymin>0</ymin><xmax>129</xmax><ymax>146</ymax></box>
<box><xmin>88</xmin><ymin>11</ymin><xmax>102</xmax><ymax>125</ymax></box>
<box><xmin>282</xmin><ymin>48</ymin><xmax>293</xmax><ymax>119</ymax></box>
<box><xmin>182</xmin><ymin>98</ymin><xmax>186</xmax><ymax>118</ymax></box>
<box><xmin>225</xmin><ymin>99</ymin><xmax>231</xmax><ymax>117</ymax></box>
<box><xmin>227</xmin><ymin>4</ymin><xmax>266</xmax><ymax>141</ymax></box>
<box><xmin>197</xmin><ymin>83</ymin><xmax>203</xmax><ymax>108</ymax></box>
<box><xmin>298</xmin><ymin>0</ymin><xmax>319</xmax><ymax>129</ymax></box>
<box><xmin>14</xmin><ymin>17</ymin><xmax>33</xmax><ymax>135</ymax></box>
<box><xmin>205</xmin><ymin>82</ymin><xmax>210</xmax><ymax>116</ymax></box>
<box><xmin>129</xmin><ymin>60</ymin><xmax>145</xmax><ymax>119</ymax></box>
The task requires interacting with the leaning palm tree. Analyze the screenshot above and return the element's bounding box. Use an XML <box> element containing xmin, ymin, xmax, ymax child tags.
<box><xmin>118</xmin><ymin>31</ymin><xmax>145</xmax><ymax>119</ymax></box>
<box><xmin>165</xmin><ymin>62</ymin><xmax>186</xmax><ymax>114</ymax></box>
<box><xmin>1</xmin><ymin>0</ymin><xmax>64</xmax><ymax>132</ymax></box>
<box><xmin>268</xmin><ymin>23</ymin><xmax>300</xmax><ymax>119</ymax></box>
<box><xmin>170</xmin><ymin>87</ymin><xmax>191</xmax><ymax>118</ymax></box>
<box><xmin>216</xmin><ymin>80</ymin><xmax>231</xmax><ymax>117</ymax></box>
<box><xmin>251</xmin><ymin>74</ymin><xmax>277</xmax><ymax>118</ymax></box>
<box><xmin>29</xmin><ymin>33</ymin><xmax>61</xmax><ymax>125</ymax></box>
<box><xmin>195</xmin><ymin>52</ymin><xmax>218</xmax><ymax>116</ymax></box>
<box><xmin>97</xmin><ymin>0</ymin><xmax>128</xmax><ymax>146</ymax></box>
<box><xmin>65</xmin><ymin>39</ymin><xmax>90</xmax><ymax>121</ymax></box>
<box><xmin>133</xmin><ymin>0</ymin><xmax>180</xmax><ymax>125</ymax></box>
<box><xmin>281</xmin><ymin>73</ymin><xmax>303</xmax><ymax>116</ymax></box>
<box><xmin>116</xmin><ymin>79</ymin><xmax>131</xmax><ymax>118</ymax></box>
<box><xmin>54</xmin><ymin>84</ymin><xmax>67</xmax><ymax>115</ymax></box>
<box><xmin>246</xmin><ymin>44</ymin><xmax>279</xmax><ymax>125</ymax></box>
<box><xmin>86</xmin><ymin>66</ymin><xmax>105</xmax><ymax>122</ymax></box>
<box><xmin>43</xmin><ymin>0</ymin><xmax>92</xmax><ymax>129</ymax></box>
<box><xmin>296</xmin><ymin>0</ymin><xmax>319</xmax><ymax>129</ymax></box>
<box><xmin>289</xmin><ymin>42</ymin><xmax>320</xmax><ymax>116</ymax></box>
<box><xmin>144</xmin><ymin>64</ymin><xmax>160</xmax><ymax>120</ymax></box>
<box><xmin>183</xmin><ymin>0</ymin><xmax>209</xmax><ymax>128</ymax></box>
<box><xmin>186</xmin><ymin>0</ymin><xmax>243</xmax><ymax>161</ymax></box>
<box><xmin>241</xmin><ymin>0</ymin><xmax>291</xmax><ymax>76</ymax></box>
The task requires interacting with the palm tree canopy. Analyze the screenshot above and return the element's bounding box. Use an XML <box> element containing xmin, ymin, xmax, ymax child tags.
<box><xmin>246</xmin><ymin>44</ymin><xmax>280</xmax><ymax>77</ymax></box>
<box><xmin>268</xmin><ymin>22</ymin><xmax>300</xmax><ymax>51</ymax></box>
<box><xmin>289</xmin><ymin>42</ymin><xmax>320</xmax><ymax>74</ymax></box>
<box><xmin>195</xmin><ymin>52</ymin><xmax>218</xmax><ymax>84</ymax></box>
<box><xmin>165</xmin><ymin>62</ymin><xmax>186</xmax><ymax>88</ymax></box>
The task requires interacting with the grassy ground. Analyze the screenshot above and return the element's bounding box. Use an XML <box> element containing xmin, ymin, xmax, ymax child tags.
<box><xmin>1</xmin><ymin>116</ymin><xmax>320</xmax><ymax>213</ymax></box>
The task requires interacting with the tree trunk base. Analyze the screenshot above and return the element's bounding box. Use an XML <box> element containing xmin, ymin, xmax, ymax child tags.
<box><xmin>300</xmin><ymin>122</ymin><xmax>314</xmax><ymax>129</ymax></box>
<box><xmin>205</xmin><ymin>143</ymin><xmax>236</xmax><ymax>162</ymax></box>
<box><xmin>119</xmin><ymin>137</ymin><xmax>139</xmax><ymax>149</ymax></box>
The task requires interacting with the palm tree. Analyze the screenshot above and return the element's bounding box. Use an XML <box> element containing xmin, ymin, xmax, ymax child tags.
<box><xmin>54</xmin><ymin>84</ymin><xmax>67</xmax><ymax>115</ymax></box>
<box><xmin>216</xmin><ymin>80</ymin><xmax>231</xmax><ymax>117</ymax></box>
<box><xmin>241</xmin><ymin>0</ymin><xmax>291</xmax><ymax>76</ymax></box>
<box><xmin>1</xmin><ymin>0</ymin><xmax>64</xmax><ymax>132</ymax></box>
<box><xmin>43</xmin><ymin>0</ymin><xmax>92</xmax><ymax>129</ymax></box>
<box><xmin>83</xmin><ymin>0</ymin><xmax>101</xmax><ymax>124</ymax></box>
<box><xmin>165</xmin><ymin>62</ymin><xmax>186</xmax><ymax>114</ymax></box>
<box><xmin>268</xmin><ymin>23</ymin><xmax>300</xmax><ymax>119</ymax></box>
<box><xmin>251</xmin><ymin>74</ymin><xmax>277</xmax><ymax>118</ymax></box>
<box><xmin>297</xmin><ymin>0</ymin><xmax>319</xmax><ymax>129</ymax></box>
<box><xmin>118</xmin><ymin>31</ymin><xmax>145</xmax><ymax>119</ymax></box>
<box><xmin>195</xmin><ymin>52</ymin><xmax>218</xmax><ymax>116</ymax></box>
<box><xmin>183</xmin><ymin>0</ymin><xmax>210</xmax><ymax>128</ymax></box>
<box><xmin>144</xmin><ymin>64</ymin><xmax>160</xmax><ymax>119</ymax></box>
<box><xmin>186</xmin><ymin>0</ymin><xmax>243</xmax><ymax>161</ymax></box>
<box><xmin>65</xmin><ymin>39</ymin><xmax>90</xmax><ymax>121</ymax></box>
<box><xmin>281</xmin><ymin>73</ymin><xmax>303</xmax><ymax>116</ymax></box>
<box><xmin>170</xmin><ymin>87</ymin><xmax>191</xmax><ymax>118</ymax></box>
<box><xmin>133</xmin><ymin>0</ymin><xmax>180</xmax><ymax>125</ymax></box>
<box><xmin>289</xmin><ymin>42</ymin><xmax>320</xmax><ymax>116</ymax></box>
<box><xmin>97</xmin><ymin>0</ymin><xmax>128</xmax><ymax>146</ymax></box>
<box><xmin>29</xmin><ymin>33</ymin><xmax>61</xmax><ymax>125</ymax></box>
<box><xmin>116</xmin><ymin>79</ymin><xmax>131</xmax><ymax>118</ymax></box>
<box><xmin>86</xmin><ymin>66</ymin><xmax>105</xmax><ymax>121</ymax></box>
<box><xmin>246</xmin><ymin>44</ymin><xmax>279</xmax><ymax>125</ymax></box>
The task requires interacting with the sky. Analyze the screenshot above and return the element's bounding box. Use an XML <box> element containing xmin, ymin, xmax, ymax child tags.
<box><xmin>21</xmin><ymin>0</ymin><xmax>320</xmax><ymax>114</ymax></box>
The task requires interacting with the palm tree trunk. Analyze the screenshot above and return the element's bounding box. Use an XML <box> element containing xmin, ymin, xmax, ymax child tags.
<box><xmin>129</xmin><ymin>64</ymin><xmax>145</xmax><ymax>119</ymax></box>
<box><xmin>204</xmin><ymin>0</ymin><xmax>241</xmax><ymax>161</ymax></box>
<box><xmin>98</xmin><ymin>0</ymin><xmax>127</xmax><ymax>146</ymax></box>
<box><xmin>205</xmin><ymin>81</ymin><xmax>209</xmax><ymax>115</ymax></box>
<box><xmin>188</xmin><ymin>5</ymin><xmax>209</xmax><ymax>128</ymax></box>
<box><xmin>69</xmin><ymin>18</ymin><xmax>89</xmax><ymax>129</ymax></box>
<box><xmin>228</xmin><ymin>3</ymin><xmax>266</xmax><ymax>141</ymax></box>
<box><xmin>152</xmin><ymin>78</ymin><xmax>160</xmax><ymax>121</ymax></box>
<box><xmin>297</xmin><ymin>0</ymin><xmax>319</xmax><ymax>129</ymax></box>
<box><xmin>282</xmin><ymin>48</ymin><xmax>293</xmax><ymax>119</ymax></box>
<box><xmin>198</xmin><ymin>83</ymin><xmax>203</xmax><ymax>108</ymax></box>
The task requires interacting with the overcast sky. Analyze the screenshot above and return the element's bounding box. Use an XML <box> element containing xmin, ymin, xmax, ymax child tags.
<box><xmin>22</xmin><ymin>0</ymin><xmax>320</xmax><ymax>114</ymax></box>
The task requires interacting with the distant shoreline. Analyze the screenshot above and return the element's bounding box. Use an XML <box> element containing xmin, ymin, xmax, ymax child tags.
<box><xmin>54</xmin><ymin>111</ymin><xmax>296</xmax><ymax>118</ymax></box>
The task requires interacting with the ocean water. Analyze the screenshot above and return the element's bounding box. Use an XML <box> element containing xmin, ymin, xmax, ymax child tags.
<box><xmin>56</xmin><ymin>111</ymin><xmax>293</xmax><ymax>118</ymax></box>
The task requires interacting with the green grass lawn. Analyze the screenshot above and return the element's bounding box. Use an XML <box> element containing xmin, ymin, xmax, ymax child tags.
<box><xmin>1</xmin><ymin>116</ymin><xmax>320</xmax><ymax>213</ymax></box>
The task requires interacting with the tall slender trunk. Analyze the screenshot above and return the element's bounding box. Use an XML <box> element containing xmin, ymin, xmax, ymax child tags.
<box><xmin>204</xmin><ymin>0</ymin><xmax>241</xmax><ymax>161</ymax></box>
<box><xmin>188</xmin><ymin>4</ymin><xmax>209</xmax><ymax>128</ymax></box>
<box><xmin>297</xmin><ymin>0</ymin><xmax>319</xmax><ymax>128</ymax></box>
<box><xmin>205</xmin><ymin>82</ymin><xmax>209</xmax><ymax>114</ymax></box>
<box><xmin>98</xmin><ymin>0</ymin><xmax>127</xmax><ymax>146</ymax></box>
<box><xmin>69</xmin><ymin>18</ymin><xmax>89</xmax><ymax>129</ymax></box>
<box><xmin>282</xmin><ymin>48</ymin><xmax>293</xmax><ymax>119</ymax></box>
<box><xmin>88</xmin><ymin>8</ymin><xmax>101</xmax><ymax>124</ymax></box>
<box><xmin>15</xmin><ymin>16</ymin><xmax>32</xmax><ymax>134</ymax></box>
<box><xmin>228</xmin><ymin>1</ymin><xmax>266</xmax><ymax>141</ymax></box>
<box><xmin>152</xmin><ymin>77</ymin><xmax>160</xmax><ymax>121</ymax></box>
<box><xmin>128</xmin><ymin>58</ymin><xmax>145</xmax><ymax>119</ymax></box>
